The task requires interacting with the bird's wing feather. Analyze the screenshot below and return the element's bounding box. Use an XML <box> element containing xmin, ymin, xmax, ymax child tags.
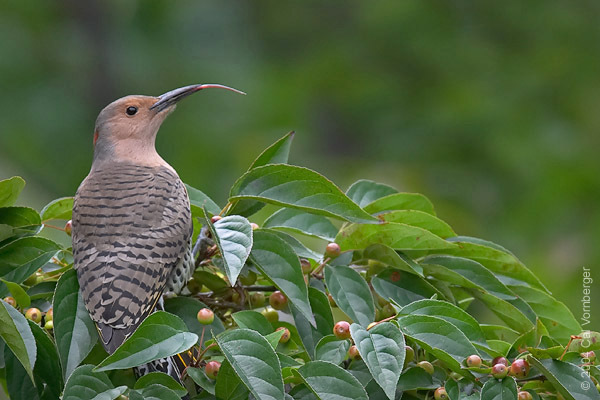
<box><xmin>72</xmin><ymin>163</ymin><xmax>192</xmax><ymax>352</ymax></box>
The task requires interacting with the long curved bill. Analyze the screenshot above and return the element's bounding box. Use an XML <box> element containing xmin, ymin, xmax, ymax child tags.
<box><xmin>150</xmin><ymin>83</ymin><xmax>245</xmax><ymax>112</ymax></box>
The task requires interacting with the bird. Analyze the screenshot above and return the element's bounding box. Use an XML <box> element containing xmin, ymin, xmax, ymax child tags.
<box><xmin>71</xmin><ymin>83</ymin><xmax>244</xmax><ymax>385</ymax></box>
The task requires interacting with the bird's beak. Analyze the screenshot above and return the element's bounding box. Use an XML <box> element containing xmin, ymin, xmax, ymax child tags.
<box><xmin>150</xmin><ymin>83</ymin><xmax>246</xmax><ymax>112</ymax></box>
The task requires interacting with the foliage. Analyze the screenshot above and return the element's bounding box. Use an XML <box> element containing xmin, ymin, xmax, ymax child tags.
<box><xmin>0</xmin><ymin>133</ymin><xmax>598</xmax><ymax>400</ymax></box>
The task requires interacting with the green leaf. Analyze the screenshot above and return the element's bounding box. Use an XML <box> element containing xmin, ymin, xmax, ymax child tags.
<box><xmin>0</xmin><ymin>176</ymin><xmax>25</xmax><ymax>207</ymax></box>
<box><xmin>185</xmin><ymin>183</ymin><xmax>221</xmax><ymax>215</ymax></box>
<box><xmin>3</xmin><ymin>346</ymin><xmax>39</xmax><ymax>400</ymax></box>
<box><xmin>230</xmin><ymin>164</ymin><xmax>378</xmax><ymax>223</ymax></box>
<box><xmin>380</xmin><ymin>210</ymin><xmax>456</xmax><ymax>238</ymax></box>
<box><xmin>217</xmin><ymin>328</ymin><xmax>284</xmax><ymax>400</ymax></box>
<box><xmin>350</xmin><ymin>322</ymin><xmax>405</xmax><ymax>400</ymax></box>
<box><xmin>164</xmin><ymin>297</ymin><xmax>224</xmax><ymax>347</ymax></box>
<box><xmin>53</xmin><ymin>269</ymin><xmax>98</xmax><ymax>379</ymax></box>
<box><xmin>62</xmin><ymin>364</ymin><xmax>127</xmax><ymax>400</ymax></box>
<box><xmin>360</xmin><ymin>244</ymin><xmax>423</xmax><ymax>275</ymax></box>
<box><xmin>315</xmin><ymin>335</ymin><xmax>350</xmax><ymax>365</ymax></box>
<box><xmin>0</xmin><ymin>207</ymin><xmax>42</xmax><ymax>242</ymax></box>
<box><xmin>187</xmin><ymin>366</ymin><xmax>215</xmax><ymax>395</ymax></box>
<box><xmin>29</xmin><ymin>321</ymin><xmax>63</xmax><ymax>399</ymax></box>
<box><xmin>251</xmin><ymin>230</ymin><xmax>315</xmax><ymax>326</ymax></box>
<box><xmin>399</xmin><ymin>299</ymin><xmax>488</xmax><ymax>347</ymax></box>
<box><xmin>397</xmin><ymin>367</ymin><xmax>436</xmax><ymax>391</ymax></box>
<box><xmin>528</xmin><ymin>356</ymin><xmax>600</xmax><ymax>400</ymax></box>
<box><xmin>371</xmin><ymin>268</ymin><xmax>440</xmax><ymax>307</ymax></box>
<box><xmin>346</xmin><ymin>180</ymin><xmax>398</xmax><ymax>208</ymax></box>
<box><xmin>134</xmin><ymin>372</ymin><xmax>187</xmax><ymax>397</ymax></box>
<box><xmin>363</xmin><ymin>193</ymin><xmax>435</xmax><ymax>215</ymax></box>
<box><xmin>398</xmin><ymin>314</ymin><xmax>478</xmax><ymax>375</ymax></box>
<box><xmin>336</xmin><ymin>221</ymin><xmax>456</xmax><ymax>252</ymax></box>
<box><xmin>215</xmin><ymin>359</ymin><xmax>249</xmax><ymax>400</ymax></box>
<box><xmin>207</xmin><ymin>215</ymin><xmax>253</xmax><ymax>285</ymax></box>
<box><xmin>295</xmin><ymin>360</ymin><xmax>368</xmax><ymax>400</ymax></box>
<box><xmin>264</xmin><ymin>229</ymin><xmax>321</xmax><ymax>261</ymax></box>
<box><xmin>291</xmin><ymin>287</ymin><xmax>334</xmax><ymax>359</ymax></box>
<box><xmin>480</xmin><ymin>377</ymin><xmax>517</xmax><ymax>400</ymax></box>
<box><xmin>250</xmin><ymin>131</ymin><xmax>296</xmax><ymax>169</ymax></box>
<box><xmin>0</xmin><ymin>299</ymin><xmax>36</xmax><ymax>380</ymax></box>
<box><xmin>289</xmin><ymin>384</ymin><xmax>319</xmax><ymax>400</ymax></box>
<box><xmin>509</xmin><ymin>285</ymin><xmax>580</xmax><ymax>344</ymax></box>
<box><xmin>0</xmin><ymin>237</ymin><xmax>61</xmax><ymax>291</ymax></box>
<box><xmin>95</xmin><ymin>311</ymin><xmax>197</xmax><ymax>372</ymax></box>
<box><xmin>131</xmin><ymin>384</ymin><xmax>181</xmax><ymax>400</ymax></box>
<box><xmin>264</xmin><ymin>208</ymin><xmax>338</xmax><ymax>241</ymax></box>
<box><xmin>40</xmin><ymin>197</ymin><xmax>74</xmax><ymax>221</ymax></box>
<box><xmin>232</xmin><ymin>310</ymin><xmax>273</xmax><ymax>336</ymax></box>
<box><xmin>324</xmin><ymin>265</ymin><xmax>375</xmax><ymax>327</ymax></box>
<box><xmin>1</xmin><ymin>278</ymin><xmax>30</xmax><ymax>308</ymax></box>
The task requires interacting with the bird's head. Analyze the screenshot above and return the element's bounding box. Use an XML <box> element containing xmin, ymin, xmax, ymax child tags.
<box><xmin>92</xmin><ymin>84</ymin><xmax>245</xmax><ymax>166</ymax></box>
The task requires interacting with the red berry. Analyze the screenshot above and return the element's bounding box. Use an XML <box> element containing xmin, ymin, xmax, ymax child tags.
<box><xmin>518</xmin><ymin>391</ymin><xmax>533</xmax><ymax>400</ymax></box>
<box><xmin>300</xmin><ymin>258</ymin><xmax>312</xmax><ymax>274</ymax></box>
<box><xmin>466</xmin><ymin>354</ymin><xmax>482</xmax><ymax>368</ymax></box>
<box><xmin>45</xmin><ymin>308</ymin><xmax>54</xmax><ymax>322</ymax></box>
<box><xmin>269</xmin><ymin>291</ymin><xmax>288</xmax><ymax>310</ymax></box>
<box><xmin>390</xmin><ymin>271</ymin><xmax>401</xmax><ymax>282</ymax></box>
<box><xmin>250</xmin><ymin>222</ymin><xmax>259</xmax><ymax>230</ymax></box>
<box><xmin>3</xmin><ymin>297</ymin><xmax>16</xmax><ymax>307</ymax></box>
<box><xmin>325</xmin><ymin>242</ymin><xmax>341</xmax><ymax>258</ymax></box>
<box><xmin>491</xmin><ymin>363</ymin><xmax>508</xmax><ymax>378</ymax></box>
<box><xmin>581</xmin><ymin>351</ymin><xmax>596</xmax><ymax>362</ymax></box>
<box><xmin>205</xmin><ymin>360</ymin><xmax>221</xmax><ymax>379</ymax></box>
<box><xmin>417</xmin><ymin>361</ymin><xmax>434</xmax><ymax>375</ymax></box>
<box><xmin>276</xmin><ymin>327</ymin><xmax>291</xmax><ymax>343</ymax></box>
<box><xmin>25</xmin><ymin>308</ymin><xmax>42</xmax><ymax>323</ymax></box>
<box><xmin>348</xmin><ymin>345</ymin><xmax>360</xmax><ymax>360</ymax></box>
<box><xmin>492</xmin><ymin>356</ymin><xmax>509</xmax><ymax>367</ymax></box>
<box><xmin>210</xmin><ymin>215</ymin><xmax>222</xmax><ymax>224</ymax></box>
<box><xmin>65</xmin><ymin>220</ymin><xmax>72</xmax><ymax>236</ymax></box>
<box><xmin>434</xmin><ymin>387</ymin><xmax>448</xmax><ymax>400</ymax></box>
<box><xmin>196</xmin><ymin>308</ymin><xmax>214</xmax><ymax>325</ymax></box>
<box><xmin>509</xmin><ymin>359</ymin><xmax>530</xmax><ymax>378</ymax></box>
<box><xmin>333</xmin><ymin>321</ymin><xmax>351</xmax><ymax>340</ymax></box>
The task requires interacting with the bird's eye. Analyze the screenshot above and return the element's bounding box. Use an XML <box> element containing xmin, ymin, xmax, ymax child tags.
<box><xmin>126</xmin><ymin>106</ymin><xmax>138</xmax><ymax>116</ymax></box>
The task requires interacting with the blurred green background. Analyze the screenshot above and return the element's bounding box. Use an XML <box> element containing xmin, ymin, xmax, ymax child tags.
<box><xmin>0</xmin><ymin>1</ymin><xmax>597</xmax><ymax>330</ymax></box>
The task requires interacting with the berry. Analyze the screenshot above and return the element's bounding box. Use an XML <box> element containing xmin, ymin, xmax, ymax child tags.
<box><xmin>276</xmin><ymin>327</ymin><xmax>291</xmax><ymax>343</ymax></box>
<box><xmin>250</xmin><ymin>223</ymin><xmax>259</xmax><ymax>230</ymax></box>
<box><xmin>65</xmin><ymin>220</ymin><xmax>72</xmax><ymax>236</ymax></box>
<box><xmin>348</xmin><ymin>345</ymin><xmax>360</xmax><ymax>360</ymax></box>
<box><xmin>25</xmin><ymin>308</ymin><xmax>42</xmax><ymax>323</ymax></box>
<box><xmin>197</xmin><ymin>308</ymin><xmax>215</xmax><ymax>325</ymax></box>
<box><xmin>269</xmin><ymin>291</ymin><xmax>288</xmax><ymax>310</ymax></box>
<box><xmin>509</xmin><ymin>359</ymin><xmax>530</xmax><ymax>378</ymax></box>
<box><xmin>333</xmin><ymin>321</ymin><xmax>351</xmax><ymax>340</ymax></box>
<box><xmin>262</xmin><ymin>308</ymin><xmax>279</xmax><ymax>322</ymax></box>
<box><xmin>581</xmin><ymin>351</ymin><xmax>596</xmax><ymax>362</ymax></box>
<box><xmin>417</xmin><ymin>361</ymin><xmax>434</xmax><ymax>375</ymax></box>
<box><xmin>491</xmin><ymin>363</ymin><xmax>508</xmax><ymax>379</ymax></box>
<box><xmin>518</xmin><ymin>391</ymin><xmax>533</xmax><ymax>400</ymax></box>
<box><xmin>327</xmin><ymin>293</ymin><xmax>337</xmax><ymax>308</ymax></box>
<box><xmin>390</xmin><ymin>271</ymin><xmax>401</xmax><ymax>282</ymax></box>
<box><xmin>239</xmin><ymin>270</ymin><xmax>257</xmax><ymax>286</ymax></box>
<box><xmin>44</xmin><ymin>320</ymin><xmax>54</xmax><ymax>331</ymax></box>
<box><xmin>300</xmin><ymin>258</ymin><xmax>312</xmax><ymax>274</ymax></box>
<box><xmin>210</xmin><ymin>215</ymin><xmax>222</xmax><ymax>224</ymax></box>
<box><xmin>404</xmin><ymin>346</ymin><xmax>415</xmax><ymax>365</ymax></box>
<box><xmin>434</xmin><ymin>387</ymin><xmax>448</xmax><ymax>400</ymax></box>
<box><xmin>3</xmin><ymin>297</ymin><xmax>16</xmax><ymax>307</ymax></box>
<box><xmin>325</xmin><ymin>242</ymin><xmax>341</xmax><ymax>258</ymax></box>
<box><xmin>492</xmin><ymin>356</ymin><xmax>509</xmax><ymax>367</ymax></box>
<box><xmin>466</xmin><ymin>354</ymin><xmax>482</xmax><ymax>368</ymax></box>
<box><xmin>205</xmin><ymin>360</ymin><xmax>221</xmax><ymax>379</ymax></box>
<box><xmin>45</xmin><ymin>308</ymin><xmax>53</xmax><ymax>322</ymax></box>
<box><xmin>250</xmin><ymin>292</ymin><xmax>265</xmax><ymax>308</ymax></box>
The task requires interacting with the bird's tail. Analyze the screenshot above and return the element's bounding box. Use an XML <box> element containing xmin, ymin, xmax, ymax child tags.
<box><xmin>134</xmin><ymin>353</ymin><xmax>190</xmax><ymax>399</ymax></box>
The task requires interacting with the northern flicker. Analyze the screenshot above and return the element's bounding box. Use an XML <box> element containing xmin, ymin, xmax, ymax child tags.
<box><xmin>72</xmin><ymin>84</ymin><xmax>244</xmax><ymax>381</ymax></box>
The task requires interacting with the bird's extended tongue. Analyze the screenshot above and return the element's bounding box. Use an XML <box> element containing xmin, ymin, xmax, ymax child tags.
<box><xmin>150</xmin><ymin>83</ymin><xmax>245</xmax><ymax>112</ymax></box>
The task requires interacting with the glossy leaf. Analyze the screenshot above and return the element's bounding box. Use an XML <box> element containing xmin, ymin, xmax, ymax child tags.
<box><xmin>251</xmin><ymin>230</ymin><xmax>315</xmax><ymax>326</ymax></box>
<box><xmin>207</xmin><ymin>215</ymin><xmax>253</xmax><ymax>285</ymax></box>
<box><xmin>229</xmin><ymin>164</ymin><xmax>377</xmax><ymax>223</ymax></box>
<box><xmin>164</xmin><ymin>296</ymin><xmax>225</xmax><ymax>347</ymax></box>
<box><xmin>480</xmin><ymin>377</ymin><xmax>517</xmax><ymax>400</ymax></box>
<box><xmin>346</xmin><ymin>179</ymin><xmax>398</xmax><ymax>208</ymax></box>
<box><xmin>62</xmin><ymin>364</ymin><xmax>127</xmax><ymax>400</ymax></box>
<box><xmin>3</xmin><ymin>347</ymin><xmax>39</xmax><ymax>400</ymax></box>
<box><xmin>217</xmin><ymin>328</ymin><xmax>284</xmax><ymax>400</ymax></box>
<box><xmin>336</xmin><ymin>221</ymin><xmax>456</xmax><ymax>251</ymax></box>
<box><xmin>264</xmin><ymin>229</ymin><xmax>322</xmax><ymax>261</ymax></box>
<box><xmin>361</xmin><ymin>244</ymin><xmax>423</xmax><ymax>275</ymax></box>
<box><xmin>0</xmin><ymin>237</ymin><xmax>61</xmax><ymax>289</ymax></box>
<box><xmin>185</xmin><ymin>183</ymin><xmax>221</xmax><ymax>215</ymax></box>
<box><xmin>371</xmin><ymin>268</ymin><xmax>439</xmax><ymax>306</ymax></box>
<box><xmin>324</xmin><ymin>265</ymin><xmax>375</xmax><ymax>327</ymax></box>
<box><xmin>131</xmin><ymin>384</ymin><xmax>181</xmax><ymax>400</ymax></box>
<box><xmin>30</xmin><ymin>321</ymin><xmax>63</xmax><ymax>398</ymax></box>
<box><xmin>95</xmin><ymin>311</ymin><xmax>198</xmax><ymax>372</ymax></box>
<box><xmin>363</xmin><ymin>192</ymin><xmax>435</xmax><ymax>215</ymax></box>
<box><xmin>264</xmin><ymin>208</ymin><xmax>338</xmax><ymax>241</ymax></box>
<box><xmin>397</xmin><ymin>367</ymin><xmax>436</xmax><ymax>391</ymax></box>
<box><xmin>187</xmin><ymin>366</ymin><xmax>216</xmax><ymax>395</ymax></box>
<box><xmin>315</xmin><ymin>335</ymin><xmax>350</xmax><ymax>365</ymax></box>
<box><xmin>528</xmin><ymin>356</ymin><xmax>600</xmax><ymax>400</ymax></box>
<box><xmin>40</xmin><ymin>197</ymin><xmax>74</xmax><ymax>221</ymax></box>
<box><xmin>0</xmin><ymin>207</ymin><xmax>42</xmax><ymax>242</ymax></box>
<box><xmin>350</xmin><ymin>322</ymin><xmax>405</xmax><ymax>400</ymax></box>
<box><xmin>380</xmin><ymin>210</ymin><xmax>455</xmax><ymax>238</ymax></box>
<box><xmin>0</xmin><ymin>176</ymin><xmax>25</xmax><ymax>207</ymax></box>
<box><xmin>232</xmin><ymin>310</ymin><xmax>273</xmax><ymax>336</ymax></box>
<box><xmin>215</xmin><ymin>359</ymin><xmax>249</xmax><ymax>400</ymax></box>
<box><xmin>296</xmin><ymin>360</ymin><xmax>368</xmax><ymax>400</ymax></box>
<box><xmin>53</xmin><ymin>269</ymin><xmax>98</xmax><ymax>379</ymax></box>
<box><xmin>134</xmin><ymin>372</ymin><xmax>187</xmax><ymax>397</ymax></box>
<box><xmin>291</xmin><ymin>287</ymin><xmax>334</xmax><ymax>359</ymax></box>
<box><xmin>1</xmin><ymin>278</ymin><xmax>30</xmax><ymax>308</ymax></box>
<box><xmin>0</xmin><ymin>299</ymin><xmax>36</xmax><ymax>380</ymax></box>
